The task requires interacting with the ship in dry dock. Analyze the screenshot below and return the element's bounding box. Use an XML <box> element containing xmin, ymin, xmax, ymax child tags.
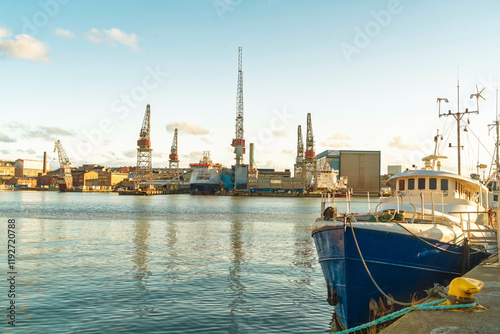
<box><xmin>189</xmin><ymin>151</ymin><xmax>223</xmax><ymax>195</ymax></box>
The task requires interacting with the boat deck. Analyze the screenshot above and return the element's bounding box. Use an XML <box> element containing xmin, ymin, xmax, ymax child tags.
<box><xmin>381</xmin><ymin>253</ymin><xmax>500</xmax><ymax>333</ymax></box>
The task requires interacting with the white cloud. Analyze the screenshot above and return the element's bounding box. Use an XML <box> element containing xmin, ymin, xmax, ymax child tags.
<box><xmin>54</xmin><ymin>28</ymin><xmax>77</xmax><ymax>40</ymax></box>
<box><xmin>166</xmin><ymin>122</ymin><xmax>209</xmax><ymax>135</ymax></box>
<box><xmin>320</xmin><ymin>140</ymin><xmax>352</xmax><ymax>148</ymax></box>
<box><xmin>273</xmin><ymin>130</ymin><xmax>287</xmax><ymax>137</ymax></box>
<box><xmin>330</xmin><ymin>133</ymin><xmax>351</xmax><ymax>140</ymax></box>
<box><xmin>0</xmin><ymin>33</ymin><xmax>50</xmax><ymax>63</ymax></box>
<box><xmin>84</xmin><ymin>28</ymin><xmax>139</xmax><ymax>51</ymax></box>
<box><xmin>123</xmin><ymin>150</ymin><xmax>136</xmax><ymax>158</ymax></box>
<box><xmin>389</xmin><ymin>136</ymin><xmax>418</xmax><ymax>150</ymax></box>
<box><xmin>0</xmin><ymin>27</ymin><xmax>12</xmax><ymax>39</ymax></box>
<box><xmin>321</xmin><ymin>132</ymin><xmax>352</xmax><ymax>149</ymax></box>
<box><xmin>0</xmin><ymin>134</ymin><xmax>16</xmax><ymax>143</ymax></box>
<box><xmin>182</xmin><ymin>151</ymin><xmax>202</xmax><ymax>162</ymax></box>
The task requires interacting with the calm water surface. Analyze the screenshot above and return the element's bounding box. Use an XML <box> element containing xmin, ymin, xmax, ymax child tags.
<box><xmin>0</xmin><ymin>191</ymin><xmax>370</xmax><ymax>333</ymax></box>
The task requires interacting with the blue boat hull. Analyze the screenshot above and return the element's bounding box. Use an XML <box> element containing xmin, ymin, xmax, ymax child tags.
<box><xmin>312</xmin><ymin>224</ymin><xmax>490</xmax><ymax>329</ymax></box>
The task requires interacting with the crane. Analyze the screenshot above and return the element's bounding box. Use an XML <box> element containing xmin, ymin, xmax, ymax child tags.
<box><xmin>169</xmin><ymin>128</ymin><xmax>180</xmax><ymax>187</ymax></box>
<box><xmin>305</xmin><ymin>113</ymin><xmax>315</xmax><ymax>158</ymax></box>
<box><xmin>136</xmin><ymin>104</ymin><xmax>153</xmax><ymax>190</ymax></box>
<box><xmin>303</xmin><ymin>113</ymin><xmax>317</xmax><ymax>191</ymax></box>
<box><xmin>231</xmin><ymin>46</ymin><xmax>245</xmax><ymax>165</ymax></box>
<box><xmin>169</xmin><ymin>128</ymin><xmax>179</xmax><ymax>170</ymax></box>
<box><xmin>294</xmin><ymin>125</ymin><xmax>304</xmax><ymax>178</ymax></box>
<box><xmin>54</xmin><ymin>140</ymin><xmax>71</xmax><ymax>169</ymax></box>
<box><xmin>53</xmin><ymin>140</ymin><xmax>72</xmax><ymax>191</ymax></box>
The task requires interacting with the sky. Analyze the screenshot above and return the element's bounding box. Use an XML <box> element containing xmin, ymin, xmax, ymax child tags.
<box><xmin>2</xmin><ymin>0</ymin><xmax>500</xmax><ymax>176</ymax></box>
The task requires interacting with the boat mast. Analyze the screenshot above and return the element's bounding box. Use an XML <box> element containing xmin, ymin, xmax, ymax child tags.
<box><xmin>438</xmin><ymin>70</ymin><xmax>483</xmax><ymax>175</ymax></box>
<box><xmin>488</xmin><ymin>88</ymin><xmax>500</xmax><ymax>192</ymax></box>
<box><xmin>456</xmin><ymin>70</ymin><xmax>461</xmax><ymax>175</ymax></box>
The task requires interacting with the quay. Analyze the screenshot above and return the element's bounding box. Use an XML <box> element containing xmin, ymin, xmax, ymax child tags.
<box><xmin>381</xmin><ymin>253</ymin><xmax>500</xmax><ymax>333</ymax></box>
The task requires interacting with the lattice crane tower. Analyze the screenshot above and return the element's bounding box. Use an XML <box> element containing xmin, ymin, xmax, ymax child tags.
<box><xmin>231</xmin><ymin>46</ymin><xmax>245</xmax><ymax>166</ymax></box>
<box><xmin>304</xmin><ymin>113</ymin><xmax>317</xmax><ymax>189</ymax></box>
<box><xmin>54</xmin><ymin>140</ymin><xmax>71</xmax><ymax>170</ymax></box>
<box><xmin>53</xmin><ymin>140</ymin><xmax>73</xmax><ymax>190</ymax></box>
<box><xmin>136</xmin><ymin>104</ymin><xmax>153</xmax><ymax>190</ymax></box>
<box><xmin>294</xmin><ymin>125</ymin><xmax>304</xmax><ymax>178</ymax></box>
<box><xmin>169</xmin><ymin>128</ymin><xmax>180</xmax><ymax>183</ymax></box>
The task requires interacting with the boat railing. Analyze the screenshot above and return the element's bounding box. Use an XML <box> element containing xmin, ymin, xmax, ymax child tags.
<box><xmin>375</xmin><ymin>192</ymin><xmax>445</xmax><ymax>224</ymax></box>
<box><xmin>447</xmin><ymin>210</ymin><xmax>498</xmax><ymax>246</ymax></box>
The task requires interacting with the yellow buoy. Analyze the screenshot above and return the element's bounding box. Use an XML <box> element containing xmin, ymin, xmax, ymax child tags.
<box><xmin>447</xmin><ymin>277</ymin><xmax>484</xmax><ymax>305</ymax></box>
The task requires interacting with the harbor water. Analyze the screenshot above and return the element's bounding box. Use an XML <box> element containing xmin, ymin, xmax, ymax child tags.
<box><xmin>1</xmin><ymin>192</ymin><xmax>371</xmax><ymax>333</ymax></box>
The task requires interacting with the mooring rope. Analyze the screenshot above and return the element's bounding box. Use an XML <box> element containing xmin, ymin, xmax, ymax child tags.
<box><xmin>348</xmin><ymin>220</ymin><xmax>417</xmax><ymax>307</ymax></box>
<box><xmin>392</xmin><ymin>221</ymin><xmax>482</xmax><ymax>255</ymax></box>
<box><xmin>333</xmin><ymin>299</ymin><xmax>476</xmax><ymax>334</ymax></box>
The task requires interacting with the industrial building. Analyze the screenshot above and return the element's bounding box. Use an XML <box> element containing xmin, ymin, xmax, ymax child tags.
<box><xmin>72</xmin><ymin>171</ymin><xmax>99</xmax><ymax>187</ymax></box>
<box><xmin>0</xmin><ymin>161</ymin><xmax>15</xmax><ymax>177</ymax></box>
<box><xmin>6</xmin><ymin>177</ymin><xmax>37</xmax><ymax>188</ymax></box>
<box><xmin>14</xmin><ymin>158</ymin><xmax>50</xmax><ymax>177</ymax></box>
<box><xmin>316</xmin><ymin>150</ymin><xmax>381</xmax><ymax>194</ymax></box>
<box><xmin>97</xmin><ymin>171</ymin><xmax>129</xmax><ymax>188</ymax></box>
<box><xmin>37</xmin><ymin>174</ymin><xmax>58</xmax><ymax>188</ymax></box>
<box><xmin>387</xmin><ymin>165</ymin><xmax>402</xmax><ymax>176</ymax></box>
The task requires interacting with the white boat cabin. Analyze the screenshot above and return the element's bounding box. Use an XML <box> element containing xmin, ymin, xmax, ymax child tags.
<box><xmin>387</xmin><ymin>170</ymin><xmax>489</xmax><ymax>209</ymax></box>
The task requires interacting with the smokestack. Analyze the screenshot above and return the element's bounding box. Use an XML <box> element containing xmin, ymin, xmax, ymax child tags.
<box><xmin>249</xmin><ymin>143</ymin><xmax>254</xmax><ymax>170</ymax></box>
<box><xmin>43</xmin><ymin>151</ymin><xmax>47</xmax><ymax>174</ymax></box>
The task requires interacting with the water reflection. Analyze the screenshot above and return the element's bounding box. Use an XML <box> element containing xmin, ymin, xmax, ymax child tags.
<box><xmin>289</xmin><ymin>221</ymin><xmax>316</xmax><ymax>312</ymax></box>
<box><xmin>132</xmin><ymin>219</ymin><xmax>154</xmax><ymax>315</ymax></box>
<box><xmin>165</xmin><ymin>221</ymin><xmax>179</xmax><ymax>282</ymax></box>
<box><xmin>228</xmin><ymin>219</ymin><xmax>246</xmax><ymax>333</ymax></box>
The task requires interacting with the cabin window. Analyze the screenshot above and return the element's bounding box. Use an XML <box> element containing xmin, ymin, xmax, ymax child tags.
<box><xmin>441</xmin><ymin>179</ymin><xmax>448</xmax><ymax>191</ymax></box>
<box><xmin>399</xmin><ymin>179</ymin><xmax>405</xmax><ymax>191</ymax></box>
<box><xmin>418</xmin><ymin>178</ymin><xmax>425</xmax><ymax>190</ymax></box>
<box><xmin>429</xmin><ymin>178</ymin><xmax>437</xmax><ymax>190</ymax></box>
<box><xmin>408</xmin><ymin>178</ymin><xmax>415</xmax><ymax>190</ymax></box>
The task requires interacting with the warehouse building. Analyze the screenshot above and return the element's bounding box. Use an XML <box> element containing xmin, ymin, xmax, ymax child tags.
<box><xmin>14</xmin><ymin>159</ymin><xmax>51</xmax><ymax>177</ymax></box>
<box><xmin>316</xmin><ymin>150</ymin><xmax>381</xmax><ymax>194</ymax></box>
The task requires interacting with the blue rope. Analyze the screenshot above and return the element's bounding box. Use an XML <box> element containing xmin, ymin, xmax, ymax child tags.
<box><xmin>333</xmin><ymin>299</ymin><xmax>476</xmax><ymax>334</ymax></box>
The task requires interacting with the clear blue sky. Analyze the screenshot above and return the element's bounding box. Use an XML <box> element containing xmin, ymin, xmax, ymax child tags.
<box><xmin>2</xmin><ymin>0</ymin><xmax>500</xmax><ymax>175</ymax></box>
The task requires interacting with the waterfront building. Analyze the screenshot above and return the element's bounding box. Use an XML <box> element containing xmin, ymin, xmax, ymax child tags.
<box><xmin>0</xmin><ymin>161</ymin><xmax>15</xmax><ymax>177</ymax></box>
<box><xmin>72</xmin><ymin>171</ymin><xmax>99</xmax><ymax>187</ymax></box>
<box><xmin>6</xmin><ymin>176</ymin><xmax>37</xmax><ymax>187</ymax></box>
<box><xmin>388</xmin><ymin>165</ymin><xmax>402</xmax><ymax>176</ymax></box>
<box><xmin>14</xmin><ymin>159</ymin><xmax>51</xmax><ymax>177</ymax></box>
<box><xmin>97</xmin><ymin>171</ymin><xmax>129</xmax><ymax>188</ymax></box>
<box><xmin>37</xmin><ymin>173</ymin><xmax>58</xmax><ymax>188</ymax></box>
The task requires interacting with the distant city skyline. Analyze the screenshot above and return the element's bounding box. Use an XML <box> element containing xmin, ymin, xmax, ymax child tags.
<box><xmin>2</xmin><ymin>0</ymin><xmax>500</xmax><ymax>176</ymax></box>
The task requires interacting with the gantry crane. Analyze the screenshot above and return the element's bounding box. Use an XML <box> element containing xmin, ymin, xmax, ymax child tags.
<box><xmin>53</xmin><ymin>140</ymin><xmax>72</xmax><ymax>190</ymax></box>
<box><xmin>303</xmin><ymin>113</ymin><xmax>317</xmax><ymax>190</ymax></box>
<box><xmin>294</xmin><ymin>125</ymin><xmax>304</xmax><ymax>178</ymax></box>
<box><xmin>169</xmin><ymin>128</ymin><xmax>180</xmax><ymax>187</ymax></box>
<box><xmin>232</xmin><ymin>47</ymin><xmax>248</xmax><ymax>190</ymax></box>
<box><xmin>135</xmin><ymin>104</ymin><xmax>153</xmax><ymax>190</ymax></box>
<box><xmin>232</xmin><ymin>46</ymin><xmax>245</xmax><ymax>165</ymax></box>
<box><xmin>54</xmin><ymin>140</ymin><xmax>71</xmax><ymax>169</ymax></box>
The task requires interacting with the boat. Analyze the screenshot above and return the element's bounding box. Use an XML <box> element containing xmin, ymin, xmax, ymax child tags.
<box><xmin>312</xmin><ymin>89</ymin><xmax>498</xmax><ymax>330</ymax></box>
<box><xmin>316</xmin><ymin>161</ymin><xmax>349</xmax><ymax>195</ymax></box>
<box><xmin>312</xmin><ymin>155</ymin><xmax>496</xmax><ymax>329</ymax></box>
<box><xmin>189</xmin><ymin>151</ymin><xmax>222</xmax><ymax>195</ymax></box>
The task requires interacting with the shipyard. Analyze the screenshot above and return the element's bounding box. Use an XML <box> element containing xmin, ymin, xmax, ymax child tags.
<box><xmin>2</xmin><ymin>1</ymin><xmax>500</xmax><ymax>334</ymax></box>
